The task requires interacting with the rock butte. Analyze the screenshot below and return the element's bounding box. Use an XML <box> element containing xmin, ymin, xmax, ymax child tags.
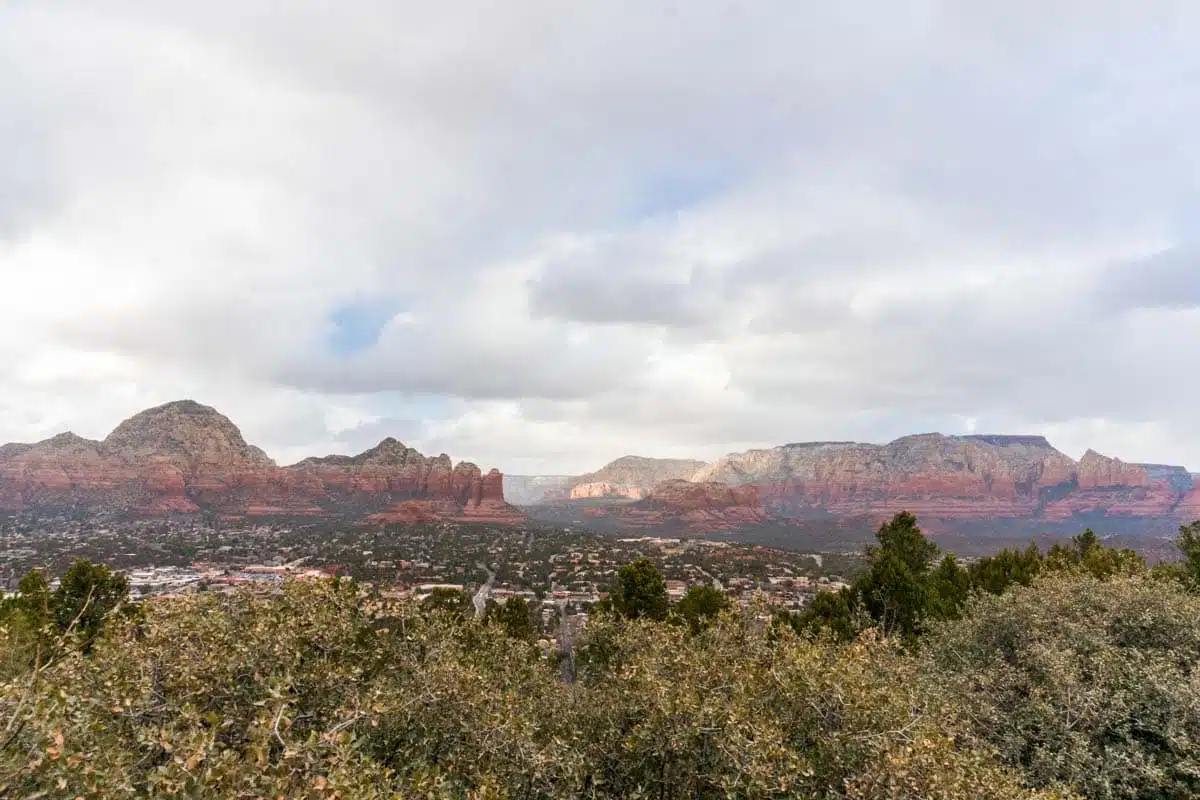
<box><xmin>0</xmin><ymin>400</ymin><xmax>524</xmax><ymax>524</ymax></box>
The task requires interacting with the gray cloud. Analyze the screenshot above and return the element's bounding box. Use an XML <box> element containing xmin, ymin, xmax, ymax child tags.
<box><xmin>1096</xmin><ymin>247</ymin><xmax>1200</xmax><ymax>311</ymax></box>
<box><xmin>2</xmin><ymin>1</ymin><xmax>1200</xmax><ymax>472</ymax></box>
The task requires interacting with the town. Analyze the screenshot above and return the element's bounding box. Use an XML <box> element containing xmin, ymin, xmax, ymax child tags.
<box><xmin>0</xmin><ymin>511</ymin><xmax>859</xmax><ymax>632</ymax></box>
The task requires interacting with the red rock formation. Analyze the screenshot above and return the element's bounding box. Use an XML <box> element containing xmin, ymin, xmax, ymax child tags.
<box><xmin>1040</xmin><ymin>451</ymin><xmax>1180</xmax><ymax>520</ymax></box>
<box><xmin>1177</xmin><ymin>485</ymin><xmax>1200</xmax><ymax>523</ymax></box>
<box><xmin>0</xmin><ymin>400</ymin><xmax>524</xmax><ymax>525</ymax></box>
<box><xmin>368</xmin><ymin>468</ymin><xmax>524</xmax><ymax>525</ymax></box>
<box><xmin>528</xmin><ymin>436</ymin><xmax>1200</xmax><ymax>537</ymax></box>
<box><xmin>570</xmin><ymin>481</ymin><xmax>649</xmax><ymax>500</ymax></box>
<box><xmin>690</xmin><ymin>435</ymin><xmax>1197</xmax><ymax>527</ymax></box>
<box><xmin>584</xmin><ymin>479</ymin><xmax>767</xmax><ymax>533</ymax></box>
<box><xmin>1075</xmin><ymin>450</ymin><xmax>1149</xmax><ymax>489</ymax></box>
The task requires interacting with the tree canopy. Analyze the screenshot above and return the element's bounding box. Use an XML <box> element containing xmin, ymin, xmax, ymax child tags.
<box><xmin>608</xmin><ymin>557</ymin><xmax>669</xmax><ymax>621</ymax></box>
<box><xmin>672</xmin><ymin>584</ymin><xmax>730</xmax><ymax>632</ymax></box>
<box><xmin>794</xmin><ymin>512</ymin><xmax>1150</xmax><ymax>644</ymax></box>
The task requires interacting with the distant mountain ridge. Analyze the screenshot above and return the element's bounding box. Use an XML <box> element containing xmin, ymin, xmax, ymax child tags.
<box><xmin>0</xmin><ymin>400</ymin><xmax>522</xmax><ymax>523</ymax></box>
<box><xmin>6</xmin><ymin>408</ymin><xmax>1197</xmax><ymax>537</ymax></box>
<box><xmin>694</xmin><ymin>433</ymin><xmax>1197</xmax><ymax>522</ymax></box>
<box><xmin>525</xmin><ymin>434</ymin><xmax>1199</xmax><ymax>537</ymax></box>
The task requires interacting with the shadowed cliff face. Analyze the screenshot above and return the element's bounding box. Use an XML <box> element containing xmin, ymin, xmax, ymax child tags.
<box><xmin>0</xmin><ymin>400</ymin><xmax>523</xmax><ymax>523</ymax></box>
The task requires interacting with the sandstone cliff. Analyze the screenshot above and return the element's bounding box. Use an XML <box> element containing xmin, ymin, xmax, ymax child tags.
<box><xmin>693</xmin><ymin>434</ymin><xmax>1196</xmax><ymax>524</ymax></box>
<box><xmin>0</xmin><ymin>400</ymin><xmax>523</xmax><ymax>524</ymax></box>
<box><xmin>567</xmin><ymin>456</ymin><xmax>708</xmax><ymax>500</ymax></box>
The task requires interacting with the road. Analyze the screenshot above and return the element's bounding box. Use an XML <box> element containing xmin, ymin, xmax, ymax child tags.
<box><xmin>472</xmin><ymin>561</ymin><xmax>496</xmax><ymax>619</ymax></box>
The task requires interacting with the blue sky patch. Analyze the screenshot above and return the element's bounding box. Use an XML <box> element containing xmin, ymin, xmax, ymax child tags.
<box><xmin>628</xmin><ymin>166</ymin><xmax>731</xmax><ymax>220</ymax></box>
<box><xmin>326</xmin><ymin>300</ymin><xmax>396</xmax><ymax>356</ymax></box>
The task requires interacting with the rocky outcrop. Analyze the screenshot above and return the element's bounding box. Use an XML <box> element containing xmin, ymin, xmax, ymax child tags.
<box><xmin>566</xmin><ymin>456</ymin><xmax>708</xmax><ymax>500</ymax></box>
<box><xmin>582</xmin><ymin>479</ymin><xmax>767</xmax><ymax>533</ymax></box>
<box><xmin>366</xmin><ymin>468</ymin><xmax>520</xmax><ymax>525</ymax></box>
<box><xmin>693</xmin><ymin>434</ymin><xmax>1197</xmax><ymax>525</ymax></box>
<box><xmin>1075</xmin><ymin>449</ymin><xmax>1149</xmax><ymax>489</ymax></box>
<box><xmin>0</xmin><ymin>400</ymin><xmax>523</xmax><ymax>524</ymax></box>
<box><xmin>1040</xmin><ymin>452</ymin><xmax>1181</xmax><ymax>520</ymax></box>
<box><xmin>102</xmin><ymin>400</ymin><xmax>274</xmax><ymax>472</ymax></box>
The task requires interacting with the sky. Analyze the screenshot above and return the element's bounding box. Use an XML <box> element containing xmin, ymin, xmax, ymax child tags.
<box><xmin>1</xmin><ymin>1</ymin><xmax>1199</xmax><ymax>474</ymax></box>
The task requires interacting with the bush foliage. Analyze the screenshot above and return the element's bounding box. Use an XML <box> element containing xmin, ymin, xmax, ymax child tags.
<box><xmin>2</xmin><ymin>575</ymin><xmax>1069</xmax><ymax>798</ymax></box>
<box><xmin>5</xmin><ymin>513</ymin><xmax>1200</xmax><ymax>798</ymax></box>
<box><xmin>925</xmin><ymin>574</ymin><xmax>1200</xmax><ymax>800</ymax></box>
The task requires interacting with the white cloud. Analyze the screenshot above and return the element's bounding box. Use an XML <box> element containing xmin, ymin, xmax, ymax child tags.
<box><xmin>2</xmin><ymin>1</ymin><xmax>1200</xmax><ymax>473</ymax></box>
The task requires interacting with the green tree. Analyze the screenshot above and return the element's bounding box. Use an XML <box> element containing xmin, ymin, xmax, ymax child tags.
<box><xmin>609</xmin><ymin>558</ymin><xmax>668</xmax><ymax>621</ymax></box>
<box><xmin>858</xmin><ymin>512</ymin><xmax>940</xmax><ymax>640</ymax></box>
<box><xmin>871</xmin><ymin>510</ymin><xmax>939</xmax><ymax>575</ymax></box>
<box><xmin>672</xmin><ymin>584</ymin><xmax>730</xmax><ymax>633</ymax></box>
<box><xmin>1072</xmin><ymin>527</ymin><xmax>1099</xmax><ymax>557</ymax></box>
<box><xmin>0</xmin><ymin>570</ymin><xmax>55</xmax><ymax>679</ymax></box>
<box><xmin>52</xmin><ymin>559</ymin><xmax>129</xmax><ymax>649</ymax></box>
<box><xmin>927</xmin><ymin>554</ymin><xmax>971</xmax><ymax>620</ymax></box>
<box><xmin>1046</xmin><ymin>529</ymin><xmax>1145</xmax><ymax>580</ymax></box>
<box><xmin>791</xmin><ymin>586</ymin><xmax>860</xmax><ymax>642</ymax></box>
<box><xmin>793</xmin><ymin>512</ymin><xmax>945</xmax><ymax>642</ymax></box>
<box><xmin>16</xmin><ymin>568</ymin><xmax>52</xmax><ymax>629</ymax></box>
<box><xmin>487</xmin><ymin>595</ymin><xmax>536</xmax><ymax>641</ymax></box>
<box><xmin>421</xmin><ymin>586</ymin><xmax>471</xmax><ymax>617</ymax></box>
<box><xmin>1175</xmin><ymin>520</ymin><xmax>1200</xmax><ymax>588</ymax></box>
<box><xmin>968</xmin><ymin>543</ymin><xmax>1043</xmax><ymax>595</ymax></box>
<box><xmin>857</xmin><ymin>549</ymin><xmax>930</xmax><ymax>640</ymax></box>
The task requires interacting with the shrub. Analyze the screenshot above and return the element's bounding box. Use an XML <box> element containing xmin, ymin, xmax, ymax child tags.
<box><xmin>1</xmin><ymin>579</ymin><xmax>1065</xmax><ymax>799</ymax></box>
<box><xmin>925</xmin><ymin>573</ymin><xmax>1200</xmax><ymax>800</ymax></box>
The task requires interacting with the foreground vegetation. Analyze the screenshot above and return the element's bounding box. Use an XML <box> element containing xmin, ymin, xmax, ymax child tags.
<box><xmin>3</xmin><ymin>518</ymin><xmax>1200</xmax><ymax>799</ymax></box>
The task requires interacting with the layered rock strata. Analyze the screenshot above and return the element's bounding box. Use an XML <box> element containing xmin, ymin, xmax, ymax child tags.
<box><xmin>0</xmin><ymin>400</ymin><xmax>523</xmax><ymax>524</ymax></box>
<box><xmin>693</xmin><ymin>434</ymin><xmax>1197</xmax><ymax>524</ymax></box>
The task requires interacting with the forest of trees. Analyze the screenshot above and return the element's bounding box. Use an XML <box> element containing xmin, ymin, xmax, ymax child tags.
<box><xmin>3</xmin><ymin>517</ymin><xmax>1200</xmax><ymax>798</ymax></box>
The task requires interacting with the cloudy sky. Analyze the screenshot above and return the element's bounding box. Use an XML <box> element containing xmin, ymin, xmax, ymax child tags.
<box><xmin>1</xmin><ymin>1</ymin><xmax>1199</xmax><ymax>474</ymax></box>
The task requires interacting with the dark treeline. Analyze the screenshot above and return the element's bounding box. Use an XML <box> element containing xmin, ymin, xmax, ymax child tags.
<box><xmin>789</xmin><ymin>513</ymin><xmax>1167</xmax><ymax>644</ymax></box>
<box><xmin>3</xmin><ymin>517</ymin><xmax>1200</xmax><ymax>798</ymax></box>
